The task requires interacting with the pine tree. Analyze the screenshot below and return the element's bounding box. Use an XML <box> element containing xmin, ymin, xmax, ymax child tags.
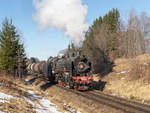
<box><xmin>103</xmin><ymin>8</ymin><xmax>120</xmax><ymax>59</ymax></box>
<box><xmin>81</xmin><ymin>9</ymin><xmax>120</xmax><ymax>73</ymax></box>
<box><xmin>17</xmin><ymin>44</ymin><xmax>27</xmax><ymax>77</ymax></box>
<box><xmin>0</xmin><ymin>18</ymin><xmax>26</xmax><ymax>76</ymax></box>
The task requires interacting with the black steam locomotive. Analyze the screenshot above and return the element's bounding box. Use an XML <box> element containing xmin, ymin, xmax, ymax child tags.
<box><xmin>27</xmin><ymin>52</ymin><xmax>97</xmax><ymax>90</ymax></box>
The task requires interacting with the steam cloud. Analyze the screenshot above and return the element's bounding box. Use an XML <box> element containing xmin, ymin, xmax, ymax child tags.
<box><xmin>33</xmin><ymin>0</ymin><xmax>89</xmax><ymax>45</ymax></box>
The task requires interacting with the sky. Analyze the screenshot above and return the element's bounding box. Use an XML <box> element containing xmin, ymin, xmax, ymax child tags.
<box><xmin>0</xmin><ymin>0</ymin><xmax>150</xmax><ymax>60</ymax></box>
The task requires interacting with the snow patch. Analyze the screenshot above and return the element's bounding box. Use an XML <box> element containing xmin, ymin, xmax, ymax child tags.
<box><xmin>0</xmin><ymin>111</ymin><xmax>6</xmax><ymax>113</ymax></box>
<box><xmin>142</xmin><ymin>100</ymin><xmax>145</xmax><ymax>104</ymax></box>
<box><xmin>28</xmin><ymin>90</ymin><xmax>34</xmax><ymax>95</ymax></box>
<box><xmin>24</xmin><ymin>90</ymin><xmax>81</xmax><ymax>113</ymax></box>
<box><xmin>121</xmin><ymin>77</ymin><xmax>126</xmax><ymax>80</ymax></box>
<box><xmin>24</xmin><ymin>79</ymin><xmax>28</xmax><ymax>82</ymax></box>
<box><xmin>121</xmin><ymin>96</ymin><xmax>126</xmax><ymax>99</ymax></box>
<box><xmin>28</xmin><ymin>90</ymin><xmax>41</xmax><ymax>100</ymax></box>
<box><xmin>112</xmin><ymin>93</ymin><xmax>117</xmax><ymax>96</ymax></box>
<box><xmin>23</xmin><ymin>91</ymin><xmax>61</xmax><ymax>113</ymax></box>
<box><xmin>143</xmin><ymin>63</ymin><xmax>149</xmax><ymax>66</ymax></box>
<box><xmin>23</xmin><ymin>96</ymin><xmax>35</xmax><ymax>105</ymax></box>
<box><xmin>63</xmin><ymin>103</ymin><xmax>81</xmax><ymax>113</ymax></box>
<box><xmin>117</xmin><ymin>70</ymin><xmax>130</xmax><ymax>75</ymax></box>
<box><xmin>0</xmin><ymin>92</ymin><xmax>13</xmax><ymax>103</ymax></box>
<box><xmin>35</xmin><ymin>98</ymin><xmax>61</xmax><ymax>113</ymax></box>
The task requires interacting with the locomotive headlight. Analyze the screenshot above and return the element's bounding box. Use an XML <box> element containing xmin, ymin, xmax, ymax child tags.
<box><xmin>80</xmin><ymin>65</ymin><xmax>84</xmax><ymax>69</ymax></box>
<box><xmin>77</xmin><ymin>62</ymin><xmax>88</xmax><ymax>73</ymax></box>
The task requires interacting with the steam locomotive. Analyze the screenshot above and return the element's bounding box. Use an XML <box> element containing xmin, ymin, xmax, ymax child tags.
<box><xmin>27</xmin><ymin>52</ymin><xmax>98</xmax><ymax>90</ymax></box>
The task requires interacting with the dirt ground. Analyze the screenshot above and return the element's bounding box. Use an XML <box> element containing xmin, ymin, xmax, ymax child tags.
<box><xmin>102</xmin><ymin>54</ymin><xmax>150</xmax><ymax>104</ymax></box>
<box><xmin>0</xmin><ymin>74</ymin><xmax>69</xmax><ymax>113</ymax></box>
<box><xmin>0</xmin><ymin>74</ymin><xmax>124</xmax><ymax>113</ymax></box>
<box><xmin>24</xmin><ymin>75</ymin><xmax>125</xmax><ymax>113</ymax></box>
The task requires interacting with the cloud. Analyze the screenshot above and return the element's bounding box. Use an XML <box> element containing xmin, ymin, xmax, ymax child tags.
<box><xmin>33</xmin><ymin>0</ymin><xmax>89</xmax><ymax>45</ymax></box>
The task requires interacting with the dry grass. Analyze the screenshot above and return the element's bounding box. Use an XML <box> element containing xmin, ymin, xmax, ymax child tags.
<box><xmin>135</xmin><ymin>54</ymin><xmax>150</xmax><ymax>64</ymax></box>
<box><xmin>0</xmin><ymin>75</ymin><xmax>43</xmax><ymax>113</ymax></box>
<box><xmin>113</xmin><ymin>58</ymin><xmax>132</xmax><ymax>73</ymax></box>
<box><xmin>103</xmin><ymin>54</ymin><xmax>150</xmax><ymax>103</ymax></box>
<box><xmin>0</xmin><ymin>98</ymin><xmax>35</xmax><ymax>113</ymax></box>
<box><xmin>128</xmin><ymin>60</ymin><xmax>150</xmax><ymax>82</ymax></box>
<box><xmin>104</xmin><ymin>78</ymin><xmax>150</xmax><ymax>101</ymax></box>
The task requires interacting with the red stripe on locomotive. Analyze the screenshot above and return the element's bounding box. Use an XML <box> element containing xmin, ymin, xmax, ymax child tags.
<box><xmin>73</xmin><ymin>76</ymin><xmax>93</xmax><ymax>84</ymax></box>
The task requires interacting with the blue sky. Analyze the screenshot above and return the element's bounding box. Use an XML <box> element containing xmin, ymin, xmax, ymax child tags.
<box><xmin>0</xmin><ymin>0</ymin><xmax>150</xmax><ymax>60</ymax></box>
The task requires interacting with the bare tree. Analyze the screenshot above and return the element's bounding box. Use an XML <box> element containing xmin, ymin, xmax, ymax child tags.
<box><xmin>140</xmin><ymin>12</ymin><xmax>150</xmax><ymax>53</ymax></box>
<box><xmin>119</xmin><ymin>10</ymin><xmax>150</xmax><ymax>57</ymax></box>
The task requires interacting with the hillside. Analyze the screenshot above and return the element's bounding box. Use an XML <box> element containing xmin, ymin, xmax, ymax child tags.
<box><xmin>0</xmin><ymin>74</ymin><xmax>82</xmax><ymax>113</ymax></box>
<box><xmin>103</xmin><ymin>54</ymin><xmax>150</xmax><ymax>104</ymax></box>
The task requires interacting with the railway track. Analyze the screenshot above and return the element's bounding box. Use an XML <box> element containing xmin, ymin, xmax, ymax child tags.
<box><xmin>56</xmin><ymin>85</ymin><xmax>150</xmax><ymax>113</ymax></box>
<box><xmin>91</xmin><ymin>90</ymin><xmax>150</xmax><ymax>112</ymax></box>
<box><xmin>25</xmin><ymin>76</ymin><xmax>150</xmax><ymax>113</ymax></box>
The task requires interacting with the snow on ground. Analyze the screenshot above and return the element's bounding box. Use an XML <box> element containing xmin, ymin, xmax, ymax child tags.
<box><xmin>28</xmin><ymin>90</ymin><xmax>42</xmax><ymax>100</ymax></box>
<box><xmin>23</xmin><ymin>96</ymin><xmax>35</xmax><ymax>106</ymax></box>
<box><xmin>0</xmin><ymin>92</ymin><xmax>14</xmax><ymax>113</ymax></box>
<box><xmin>0</xmin><ymin>92</ymin><xmax>13</xmax><ymax>103</ymax></box>
<box><xmin>0</xmin><ymin>89</ymin><xmax>81</xmax><ymax>113</ymax></box>
<box><xmin>36</xmin><ymin>98</ymin><xmax>61</xmax><ymax>113</ymax></box>
<box><xmin>117</xmin><ymin>70</ymin><xmax>130</xmax><ymax>75</ymax></box>
<box><xmin>27</xmin><ymin>90</ymin><xmax>81</xmax><ymax>113</ymax></box>
<box><xmin>27</xmin><ymin>90</ymin><xmax>61</xmax><ymax>113</ymax></box>
<box><xmin>0</xmin><ymin>111</ymin><xmax>6</xmax><ymax>113</ymax></box>
<box><xmin>63</xmin><ymin>103</ymin><xmax>82</xmax><ymax>113</ymax></box>
<box><xmin>0</xmin><ymin>90</ymin><xmax>61</xmax><ymax>113</ymax></box>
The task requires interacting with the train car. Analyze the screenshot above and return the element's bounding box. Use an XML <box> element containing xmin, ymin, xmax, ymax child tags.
<box><xmin>27</xmin><ymin>52</ymin><xmax>98</xmax><ymax>90</ymax></box>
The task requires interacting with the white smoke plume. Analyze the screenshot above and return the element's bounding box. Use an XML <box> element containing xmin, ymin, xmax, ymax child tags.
<box><xmin>33</xmin><ymin>0</ymin><xmax>89</xmax><ymax>45</ymax></box>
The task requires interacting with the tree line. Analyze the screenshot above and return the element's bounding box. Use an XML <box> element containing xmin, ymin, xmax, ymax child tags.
<box><xmin>1</xmin><ymin>9</ymin><xmax>150</xmax><ymax>77</ymax></box>
<box><xmin>0</xmin><ymin>18</ymin><xmax>26</xmax><ymax>77</ymax></box>
<box><xmin>68</xmin><ymin>9</ymin><xmax>150</xmax><ymax>75</ymax></box>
